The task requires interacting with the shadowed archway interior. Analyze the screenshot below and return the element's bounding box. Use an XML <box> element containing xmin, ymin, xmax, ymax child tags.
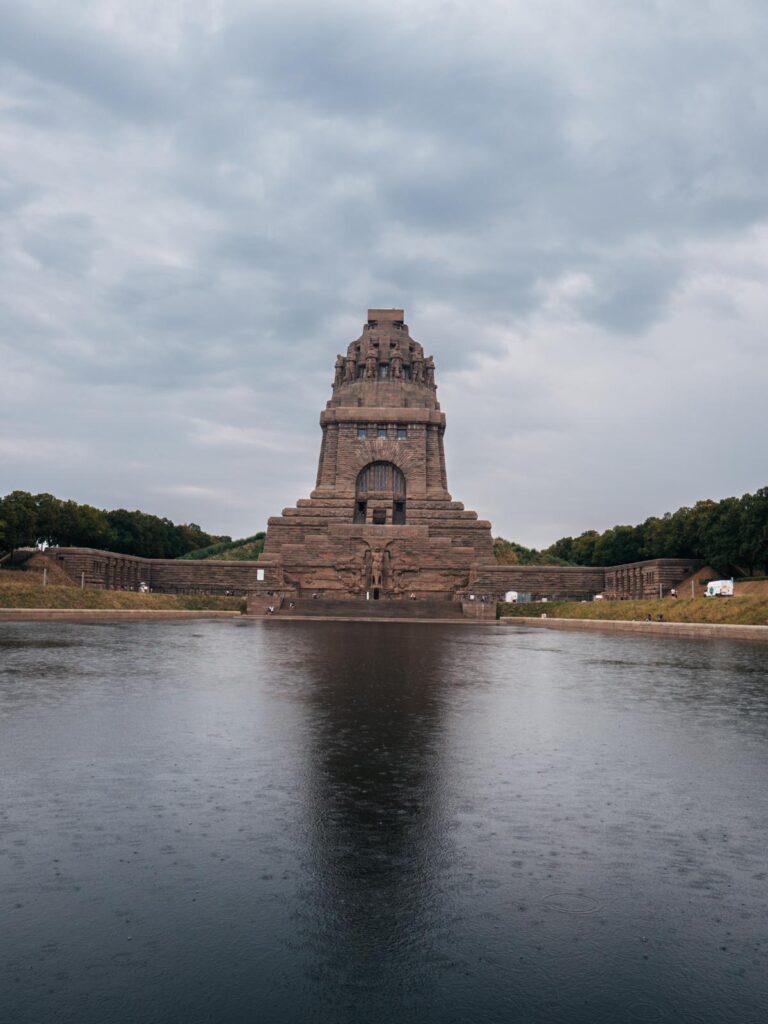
<box><xmin>355</xmin><ymin>462</ymin><xmax>406</xmax><ymax>524</ymax></box>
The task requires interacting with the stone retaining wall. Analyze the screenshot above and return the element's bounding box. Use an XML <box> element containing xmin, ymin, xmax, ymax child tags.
<box><xmin>47</xmin><ymin>548</ymin><xmax>264</xmax><ymax>594</ymax></box>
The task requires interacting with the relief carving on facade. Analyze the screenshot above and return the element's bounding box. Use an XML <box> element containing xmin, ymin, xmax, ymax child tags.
<box><xmin>370</xmin><ymin>549</ymin><xmax>385</xmax><ymax>588</ymax></box>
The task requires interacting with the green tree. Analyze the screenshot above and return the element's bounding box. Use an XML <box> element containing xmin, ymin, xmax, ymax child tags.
<box><xmin>547</xmin><ymin>536</ymin><xmax>574</xmax><ymax>562</ymax></box>
<box><xmin>739</xmin><ymin>487</ymin><xmax>768</xmax><ymax>575</ymax></box>
<box><xmin>698</xmin><ymin>497</ymin><xmax>742</xmax><ymax>574</ymax></box>
<box><xmin>592</xmin><ymin>524</ymin><xmax>645</xmax><ymax>566</ymax></box>
<box><xmin>570</xmin><ymin>530</ymin><xmax>601</xmax><ymax>566</ymax></box>
<box><xmin>0</xmin><ymin>491</ymin><xmax>38</xmax><ymax>553</ymax></box>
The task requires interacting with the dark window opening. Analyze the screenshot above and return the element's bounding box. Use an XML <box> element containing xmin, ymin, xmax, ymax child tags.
<box><xmin>357</xmin><ymin>365</ymin><xmax>365</xmax><ymax>379</ymax></box>
<box><xmin>377</xmin><ymin>424</ymin><xmax>387</xmax><ymax>438</ymax></box>
<box><xmin>372</xmin><ymin>508</ymin><xmax>386</xmax><ymax>525</ymax></box>
<box><xmin>402</xmin><ymin>365</ymin><xmax>411</xmax><ymax>379</ymax></box>
<box><xmin>373</xmin><ymin>587</ymin><xmax>380</xmax><ymax>599</ymax></box>
<box><xmin>397</xmin><ymin>426</ymin><xmax>407</xmax><ymax>439</ymax></box>
<box><xmin>354</xmin><ymin>501</ymin><xmax>367</xmax><ymax>524</ymax></box>
<box><xmin>378</xmin><ymin>363</ymin><xmax>390</xmax><ymax>379</ymax></box>
<box><xmin>393</xmin><ymin>501</ymin><xmax>406</xmax><ymax>525</ymax></box>
<box><xmin>357</xmin><ymin>425</ymin><xmax>367</xmax><ymax>438</ymax></box>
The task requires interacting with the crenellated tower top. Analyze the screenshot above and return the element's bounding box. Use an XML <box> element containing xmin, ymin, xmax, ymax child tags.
<box><xmin>329</xmin><ymin>308</ymin><xmax>437</xmax><ymax>408</ymax></box>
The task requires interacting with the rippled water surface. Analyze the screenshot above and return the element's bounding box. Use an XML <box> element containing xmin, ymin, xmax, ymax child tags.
<box><xmin>2</xmin><ymin>620</ymin><xmax>768</xmax><ymax>1023</ymax></box>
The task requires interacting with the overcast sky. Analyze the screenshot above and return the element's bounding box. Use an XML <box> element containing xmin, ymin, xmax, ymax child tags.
<box><xmin>1</xmin><ymin>0</ymin><xmax>767</xmax><ymax>547</ymax></box>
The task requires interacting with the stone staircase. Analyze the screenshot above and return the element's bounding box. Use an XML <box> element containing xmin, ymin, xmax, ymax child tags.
<box><xmin>254</xmin><ymin>597</ymin><xmax>466</xmax><ymax>619</ymax></box>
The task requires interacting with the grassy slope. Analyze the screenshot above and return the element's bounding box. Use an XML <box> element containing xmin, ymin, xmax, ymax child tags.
<box><xmin>205</xmin><ymin>539</ymin><xmax>265</xmax><ymax>560</ymax></box>
<box><xmin>499</xmin><ymin>597</ymin><xmax>768</xmax><ymax>626</ymax></box>
<box><xmin>0</xmin><ymin>575</ymin><xmax>243</xmax><ymax>611</ymax></box>
<box><xmin>178</xmin><ymin>534</ymin><xmax>265</xmax><ymax>560</ymax></box>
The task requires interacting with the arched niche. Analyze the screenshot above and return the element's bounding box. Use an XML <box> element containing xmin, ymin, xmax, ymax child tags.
<box><xmin>354</xmin><ymin>461</ymin><xmax>406</xmax><ymax>525</ymax></box>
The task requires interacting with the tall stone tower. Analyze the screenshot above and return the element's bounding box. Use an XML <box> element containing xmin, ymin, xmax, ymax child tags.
<box><xmin>253</xmin><ymin>308</ymin><xmax>495</xmax><ymax>603</ymax></box>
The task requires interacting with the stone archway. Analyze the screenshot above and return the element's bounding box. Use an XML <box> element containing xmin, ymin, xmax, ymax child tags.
<box><xmin>355</xmin><ymin>461</ymin><xmax>406</xmax><ymax>525</ymax></box>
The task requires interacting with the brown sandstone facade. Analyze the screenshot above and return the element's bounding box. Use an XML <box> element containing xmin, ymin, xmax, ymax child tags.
<box><xmin>250</xmin><ymin>309</ymin><xmax>496</xmax><ymax>604</ymax></box>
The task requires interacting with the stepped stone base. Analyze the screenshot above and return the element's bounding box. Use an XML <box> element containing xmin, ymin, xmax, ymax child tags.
<box><xmin>247</xmin><ymin>596</ymin><xmax>467</xmax><ymax>619</ymax></box>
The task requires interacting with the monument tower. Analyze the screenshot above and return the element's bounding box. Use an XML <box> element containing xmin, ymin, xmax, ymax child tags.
<box><xmin>252</xmin><ymin>308</ymin><xmax>495</xmax><ymax>606</ymax></box>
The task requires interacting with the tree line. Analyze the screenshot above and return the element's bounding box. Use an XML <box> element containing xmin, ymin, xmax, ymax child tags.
<box><xmin>4</xmin><ymin>485</ymin><xmax>766</xmax><ymax>575</ymax></box>
<box><xmin>545</xmin><ymin>487</ymin><xmax>768</xmax><ymax>575</ymax></box>
<box><xmin>0</xmin><ymin>491</ymin><xmax>228</xmax><ymax>559</ymax></box>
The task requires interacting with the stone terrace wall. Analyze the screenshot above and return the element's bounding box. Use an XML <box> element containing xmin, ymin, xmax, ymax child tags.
<box><xmin>48</xmin><ymin>547</ymin><xmax>271</xmax><ymax>595</ymax></box>
<box><xmin>604</xmin><ymin>558</ymin><xmax>700</xmax><ymax>599</ymax></box>
<box><xmin>47</xmin><ymin>547</ymin><xmax>702</xmax><ymax>602</ymax></box>
<box><xmin>467</xmin><ymin>564</ymin><xmax>607</xmax><ymax>600</ymax></box>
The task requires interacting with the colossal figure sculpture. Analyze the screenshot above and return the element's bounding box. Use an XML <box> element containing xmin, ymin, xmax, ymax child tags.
<box><xmin>252</xmin><ymin>308</ymin><xmax>495</xmax><ymax>603</ymax></box>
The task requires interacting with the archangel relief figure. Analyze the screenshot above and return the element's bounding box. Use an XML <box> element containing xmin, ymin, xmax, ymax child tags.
<box><xmin>391</xmin><ymin>349</ymin><xmax>403</xmax><ymax>379</ymax></box>
<box><xmin>344</xmin><ymin>356</ymin><xmax>356</xmax><ymax>382</ymax></box>
<box><xmin>424</xmin><ymin>355</ymin><xmax>435</xmax><ymax>389</ymax></box>
<box><xmin>334</xmin><ymin>355</ymin><xmax>345</xmax><ymax>388</ymax></box>
<box><xmin>365</xmin><ymin>352</ymin><xmax>378</xmax><ymax>379</ymax></box>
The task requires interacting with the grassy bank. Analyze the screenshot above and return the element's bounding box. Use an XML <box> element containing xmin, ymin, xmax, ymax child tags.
<box><xmin>177</xmin><ymin>533</ymin><xmax>265</xmax><ymax>560</ymax></box>
<box><xmin>499</xmin><ymin>597</ymin><xmax>768</xmax><ymax>626</ymax></box>
<box><xmin>0</xmin><ymin>575</ymin><xmax>244</xmax><ymax>611</ymax></box>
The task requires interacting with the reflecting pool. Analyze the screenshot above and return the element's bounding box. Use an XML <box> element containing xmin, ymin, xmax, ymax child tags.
<box><xmin>2</xmin><ymin>620</ymin><xmax>767</xmax><ymax>1023</ymax></box>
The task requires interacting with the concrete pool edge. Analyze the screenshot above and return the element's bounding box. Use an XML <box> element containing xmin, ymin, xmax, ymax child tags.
<box><xmin>0</xmin><ymin>609</ymin><xmax>242</xmax><ymax>623</ymax></box>
<box><xmin>500</xmin><ymin>616</ymin><xmax>768</xmax><ymax>642</ymax></box>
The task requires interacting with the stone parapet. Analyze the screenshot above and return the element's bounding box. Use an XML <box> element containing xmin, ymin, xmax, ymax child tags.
<box><xmin>469</xmin><ymin>564</ymin><xmax>607</xmax><ymax>600</ymax></box>
<box><xmin>48</xmin><ymin>547</ymin><xmax>268</xmax><ymax>595</ymax></box>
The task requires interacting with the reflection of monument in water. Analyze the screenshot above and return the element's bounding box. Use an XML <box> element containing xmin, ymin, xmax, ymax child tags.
<box><xmin>252</xmin><ymin>308</ymin><xmax>496</xmax><ymax>611</ymax></box>
<box><xmin>294</xmin><ymin>624</ymin><xmax>453</xmax><ymax>985</ymax></box>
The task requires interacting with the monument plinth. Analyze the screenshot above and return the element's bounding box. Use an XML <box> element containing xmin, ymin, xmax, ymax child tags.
<box><xmin>251</xmin><ymin>309</ymin><xmax>495</xmax><ymax>605</ymax></box>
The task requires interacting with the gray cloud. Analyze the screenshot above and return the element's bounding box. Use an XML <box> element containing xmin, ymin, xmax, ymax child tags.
<box><xmin>1</xmin><ymin>0</ymin><xmax>767</xmax><ymax>545</ymax></box>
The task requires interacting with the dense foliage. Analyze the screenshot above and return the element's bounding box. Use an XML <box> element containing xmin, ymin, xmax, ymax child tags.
<box><xmin>0</xmin><ymin>491</ymin><xmax>228</xmax><ymax>559</ymax></box>
<box><xmin>178</xmin><ymin>533</ymin><xmax>266</xmax><ymax>560</ymax></box>
<box><xmin>492</xmin><ymin>537</ymin><xmax>572</xmax><ymax>566</ymax></box>
<box><xmin>4</xmin><ymin>483</ymin><xmax>766</xmax><ymax>576</ymax></box>
<box><xmin>544</xmin><ymin>487</ymin><xmax>768</xmax><ymax>575</ymax></box>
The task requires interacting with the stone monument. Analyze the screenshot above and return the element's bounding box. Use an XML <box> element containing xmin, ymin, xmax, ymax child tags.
<box><xmin>251</xmin><ymin>308</ymin><xmax>495</xmax><ymax>605</ymax></box>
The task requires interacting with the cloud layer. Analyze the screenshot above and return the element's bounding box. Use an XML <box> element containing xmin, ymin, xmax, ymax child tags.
<box><xmin>2</xmin><ymin>0</ymin><xmax>767</xmax><ymax>545</ymax></box>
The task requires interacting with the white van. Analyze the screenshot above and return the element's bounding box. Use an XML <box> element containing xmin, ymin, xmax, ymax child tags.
<box><xmin>705</xmin><ymin>579</ymin><xmax>734</xmax><ymax>597</ymax></box>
